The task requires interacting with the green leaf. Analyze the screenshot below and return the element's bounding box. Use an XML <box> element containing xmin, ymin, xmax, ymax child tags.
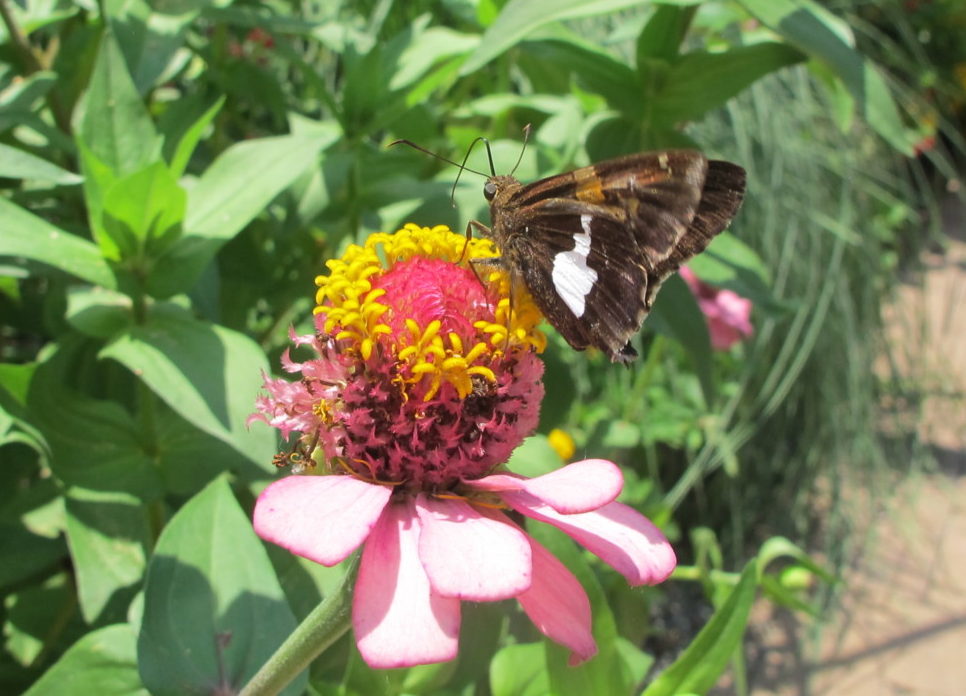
<box><xmin>184</xmin><ymin>133</ymin><xmax>333</xmax><ymax>239</ymax></box>
<box><xmin>651</xmin><ymin>42</ymin><xmax>805</xmax><ymax>125</ymax></box>
<box><xmin>687</xmin><ymin>232</ymin><xmax>776</xmax><ymax>310</ymax></box>
<box><xmin>642</xmin><ymin>562</ymin><xmax>757</xmax><ymax>696</ymax></box>
<box><xmin>757</xmin><ymin>536</ymin><xmax>836</xmax><ymax>585</ymax></box>
<box><xmin>24</xmin><ymin>624</ymin><xmax>147</xmax><ymax>696</ymax></box>
<box><xmin>491</xmin><ymin>643</ymin><xmax>549</xmax><ymax>696</ymax></box>
<box><xmin>65</xmin><ymin>286</ymin><xmax>134</xmax><ymax>339</ymax></box>
<box><xmin>650</xmin><ymin>274</ymin><xmax>715</xmax><ymax>406</ymax></box>
<box><xmin>522</xmin><ymin>38</ymin><xmax>640</xmax><ymax>115</ymax></box>
<box><xmin>6</xmin><ymin>574</ymin><xmax>86</xmax><ymax>667</ymax></box>
<box><xmin>137</xmin><ymin>477</ymin><xmax>303</xmax><ymax>696</ymax></box>
<box><xmin>99</xmin><ymin>302</ymin><xmax>274</xmax><ymax>472</ymax></box>
<box><xmin>76</xmin><ymin>29</ymin><xmax>161</xmax><ymax>176</ymax></box>
<box><xmin>734</xmin><ymin>0</ymin><xmax>915</xmax><ymax>154</ymax></box>
<box><xmin>27</xmin><ymin>339</ymin><xmax>163</xmax><ymax>499</ymax></box>
<box><xmin>0</xmin><ymin>523</ymin><xmax>66</xmax><ymax>591</ymax></box>
<box><xmin>0</xmin><ymin>71</ymin><xmax>57</xmax><ymax>132</ymax></box>
<box><xmin>64</xmin><ymin>488</ymin><xmax>150</xmax><ymax>623</ymax></box>
<box><xmin>615</xmin><ymin>636</ymin><xmax>654</xmax><ymax>690</ymax></box>
<box><xmin>389</xmin><ymin>26</ymin><xmax>479</xmax><ymax>91</ymax></box>
<box><xmin>637</xmin><ymin>5</ymin><xmax>696</xmax><ymax>64</ymax></box>
<box><xmin>164</xmin><ymin>95</ymin><xmax>225</xmax><ymax>178</ymax></box>
<box><xmin>148</xmin><ymin>132</ymin><xmax>333</xmax><ymax>298</ymax></box>
<box><xmin>101</xmin><ymin>161</ymin><xmax>186</xmax><ymax>260</ymax></box>
<box><xmin>507</xmin><ymin>434</ymin><xmax>564</xmax><ymax>478</ymax></box>
<box><xmin>105</xmin><ymin>0</ymin><xmax>209</xmax><ymax>94</ymax></box>
<box><xmin>0</xmin><ymin>143</ymin><xmax>83</xmax><ymax>184</ymax></box>
<box><xmin>153</xmin><ymin>402</ymin><xmax>267</xmax><ymax>496</ymax></box>
<box><xmin>460</xmin><ymin>0</ymin><xmax>649</xmax><ymax>75</ymax></box>
<box><xmin>0</xmin><ymin>197</ymin><xmax>116</xmax><ymax>288</ymax></box>
<box><xmin>76</xmin><ymin>138</ymin><xmax>121</xmax><ymax>254</ymax></box>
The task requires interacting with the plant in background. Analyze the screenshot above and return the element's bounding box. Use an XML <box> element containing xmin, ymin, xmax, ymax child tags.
<box><xmin>0</xmin><ymin>0</ymin><xmax>931</xmax><ymax>694</ymax></box>
<box><xmin>679</xmin><ymin>266</ymin><xmax>753</xmax><ymax>351</ymax></box>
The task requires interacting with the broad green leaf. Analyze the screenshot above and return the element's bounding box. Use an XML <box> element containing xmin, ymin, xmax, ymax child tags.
<box><xmin>147</xmin><ymin>132</ymin><xmax>333</xmax><ymax>298</ymax></box>
<box><xmin>687</xmin><ymin>233</ymin><xmax>777</xmax><ymax>310</ymax></box>
<box><xmin>0</xmin><ymin>197</ymin><xmax>116</xmax><ymax>288</ymax></box>
<box><xmin>27</xmin><ymin>340</ymin><xmax>163</xmax><ymax>499</ymax></box>
<box><xmin>154</xmin><ymin>402</ymin><xmax>269</xmax><ymax>496</ymax></box>
<box><xmin>137</xmin><ymin>477</ymin><xmax>303</xmax><ymax>696</ymax></box>
<box><xmin>452</xmin><ymin>93</ymin><xmax>575</xmax><ymax>120</ymax></box>
<box><xmin>687</xmin><ymin>232</ymin><xmax>768</xmax><ymax>285</ymax></box>
<box><xmin>179</xmin><ymin>130</ymin><xmax>339</xmax><ymax>241</ymax></box>
<box><xmin>105</xmin><ymin>0</ymin><xmax>210</xmax><ymax>94</ymax></box>
<box><xmin>99</xmin><ymin>303</ymin><xmax>274</xmax><ymax>472</ymax></box>
<box><xmin>0</xmin><ymin>71</ymin><xmax>57</xmax><ymax>132</ymax></box>
<box><xmin>637</xmin><ymin>5</ymin><xmax>696</xmax><ymax>64</ymax></box>
<box><xmin>0</xmin><ymin>143</ymin><xmax>82</xmax><ymax>184</ymax></box>
<box><xmin>642</xmin><ymin>562</ymin><xmax>757</xmax><ymax>696</ymax></box>
<box><xmin>734</xmin><ymin>0</ymin><xmax>915</xmax><ymax>154</ymax></box>
<box><xmin>507</xmin><ymin>434</ymin><xmax>563</xmax><ymax>478</ymax></box>
<box><xmin>650</xmin><ymin>274</ymin><xmax>715</xmax><ymax>406</ymax></box>
<box><xmin>615</xmin><ymin>636</ymin><xmax>654</xmax><ymax>691</ymax></box>
<box><xmin>0</xmin><ymin>523</ymin><xmax>66</xmax><ymax>591</ymax></box>
<box><xmin>76</xmin><ymin>138</ymin><xmax>121</xmax><ymax>255</ymax></box>
<box><xmin>101</xmin><ymin>161</ymin><xmax>186</xmax><ymax>260</ymax></box>
<box><xmin>390</xmin><ymin>26</ymin><xmax>479</xmax><ymax>91</ymax></box>
<box><xmin>64</xmin><ymin>488</ymin><xmax>150</xmax><ymax>623</ymax></box>
<box><xmin>5</xmin><ymin>574</ymin><xmax>86</xmax><ymax>667</ymax></box>
<box><xmin>76</xmin><ymin>29</ymin><xmax>161</xmax><ymax>175</ymax></box>
<box><xmin>460</xmin><ymin>0</ymin><xmax>651</xmax><ymax>75</ymax></box>
<box><xmin>65</xmin><ymin>287</ymin><xmax>134</xmax><ymax>339</ymax></box>
<box><xmin>757</xmin><ymin>536</ymin><xmax>836</xmax><ymax>585</ymax></box>
<box><xmin>651</xmin><ymin>42</ymin><xmax>805</xmax><ymax>125</ymax></box>
<box><xmin>445</xmin><ymin>602</ymin><xmax>506</xmax><ymax>693</ymax></box>
<box><xmin>165</xmin><ymin>95</ymin><xmax>225</xmax><ymax>178</ymax></box>
<box><xmin>491</xmin><ymin>643</ymin><xmax>549</xmax><ymax>696</ymax></box>
<box><xmin>24</xmin><ymin>624</ymin><xmax>147</xmax><ymax>696</ymax></box>
<box><xmin>523</xmin><ymin>38</ymin><xmax>640</xmax><ymax>116</ymax></box>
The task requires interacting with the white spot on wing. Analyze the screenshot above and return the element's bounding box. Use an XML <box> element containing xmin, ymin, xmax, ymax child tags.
<box><xmin>552</xmin><ymin>214</ymin><xmax>598</xmax><ymax>318</ymax></box>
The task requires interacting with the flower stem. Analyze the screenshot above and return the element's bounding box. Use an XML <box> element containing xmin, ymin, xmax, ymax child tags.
<box><xmin>239</xmin><ymin>555</ymin><xmax>358</xmax><ymax>696</ymax></box>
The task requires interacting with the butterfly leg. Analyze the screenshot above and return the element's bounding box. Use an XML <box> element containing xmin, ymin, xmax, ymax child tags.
<box><xmin>460</xmin><ymin>219</ymin><xmax>493</xmax><ymax>264</ymax></box>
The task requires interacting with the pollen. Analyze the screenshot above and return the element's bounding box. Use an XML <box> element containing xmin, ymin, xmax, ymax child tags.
<box><xmin>314</xmin><ymin>224</ymin><xmax>545</xmax><ymax>401</ymax></box>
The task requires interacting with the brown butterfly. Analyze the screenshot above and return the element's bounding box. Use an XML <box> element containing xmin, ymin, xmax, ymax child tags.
<box><xmin>393</xmin><ymin>139</ymin><xmax>746</xmax><ymax>361</ymax></box>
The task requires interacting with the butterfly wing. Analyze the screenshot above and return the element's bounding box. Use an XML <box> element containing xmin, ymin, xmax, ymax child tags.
<box><xmin>489</xmin><ymin>151</ymin><xmax>746</xmax><ymax>361</ymax></box>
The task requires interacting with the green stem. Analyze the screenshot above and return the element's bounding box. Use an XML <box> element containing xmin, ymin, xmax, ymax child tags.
<box><xmin>239</xmin><ymin>555</ymin><xmax>359</xmax><ymax>696</ymax></box>
<box><xmin>0</xmin><ymin>0</ymin><xmax>44</xmax><ymax>74</ymax></box>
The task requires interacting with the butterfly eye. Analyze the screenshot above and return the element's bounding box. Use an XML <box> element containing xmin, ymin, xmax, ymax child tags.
<box><xmin>483</xmin><ymin>181</ymin><xmax>497</xmax><ymax>201</ymax></box>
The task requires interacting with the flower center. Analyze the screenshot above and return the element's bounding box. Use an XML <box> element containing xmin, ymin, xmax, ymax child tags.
<box><xmin>265</xmin><ymin>223</ymin><xmax>550</xmax><ymax>491</ymax></box>
<box><xmin>314</xmin><ymin>223</ymin><xmax>545</xmax><ymax>401</ymax></box>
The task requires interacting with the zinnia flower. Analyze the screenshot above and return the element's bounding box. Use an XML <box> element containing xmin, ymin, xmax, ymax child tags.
<box><xmin>679</xmin><ymin>266</ymin><xmax>753</xmax><ymax>350</ymax></box>
<box><xmin>251</xmin><ymin>224</ymin><xmax>676</xmax><ymax>668</ymax></box>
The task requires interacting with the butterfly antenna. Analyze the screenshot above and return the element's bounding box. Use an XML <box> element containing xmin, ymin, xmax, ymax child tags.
<box><xmin>508</xmin><ymin>123</ymin><xmax>531</xmax><ymax>177</ymax></box>
<box><xmin>451</xmin><ymin>136</ymin><xmax>496</xmax><ymax>205</ymax></box>
<box><xmin>388</xmin><ymin>139</ymin><xmax>489</xmax><ymax>178</ymax></box>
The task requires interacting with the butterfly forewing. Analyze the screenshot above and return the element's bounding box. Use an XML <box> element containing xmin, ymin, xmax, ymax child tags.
<box><xmin>481</xmin><ymin>149</ymin><xmax>746</xmax><ymax>362</ymax></box>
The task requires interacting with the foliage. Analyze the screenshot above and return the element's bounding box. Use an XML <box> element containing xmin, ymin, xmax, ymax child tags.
<box><xmin>0</xmin><ymin>0</ymin><xmax>931</xmax><ymax>693</ymax></box>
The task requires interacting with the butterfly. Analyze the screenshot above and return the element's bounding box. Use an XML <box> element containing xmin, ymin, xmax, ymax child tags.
<box><xmin>393</xmin><ymin>139</ymin><xmax>746</xmax><ymax>361</ymax></box>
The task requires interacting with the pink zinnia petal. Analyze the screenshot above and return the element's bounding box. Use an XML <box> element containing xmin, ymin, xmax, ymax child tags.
<box><xmin>517</xmin><ymin>537</ymin><xmax>597</xmax><ymax>665</ymax></box>
<box><xmin>466</xmin><ymin>459</ymin><xmax>623</xmax><ymax>514</ymax></box>
<box><xmin>354</xmin><ymin>500</ymin><xmax>460</xmax><ymax>668</ymax></box>
<box><xmin>415</xmin><ymin>496</ymin><xmax>532</xmax><ymax>600</ymax></box>
<box><xmin>504</xmin><ymin>492</ymin><xmax>676</xmax><ymax>586</ymax></box>
<box><xmin>253</xmin><ymin>476</ymin><xmax>392</xmax><ymax>566</ymax></box>
<box><xmin>680</xmin><ymin>266</ymin><xmax>753</xmax><ymax>351</ymax></box>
